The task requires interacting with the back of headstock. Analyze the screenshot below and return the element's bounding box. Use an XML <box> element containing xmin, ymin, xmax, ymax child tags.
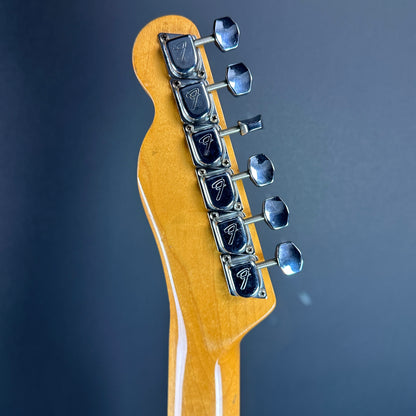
<box><xmin>132</xmin><ymin>15</ymin><xmax>302</xmax><ymax>416</ymax></box>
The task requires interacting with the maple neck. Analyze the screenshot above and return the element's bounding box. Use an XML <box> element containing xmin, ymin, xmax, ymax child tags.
<box><xmin>167</xmin><ymin>312</ymin><xmax>240</xmax><ymax>416</ymax></box>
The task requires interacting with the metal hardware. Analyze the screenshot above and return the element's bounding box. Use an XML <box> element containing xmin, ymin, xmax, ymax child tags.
<box><xmin>206</xmin><ymin>63</ymin><xmax>252</xmax><ymax>96</ymax></box>
<box><xmin>244</xmin><ymin>196</ymin><xmax>289</xmax><ymax>230</ymax></box>
<box><xmin>220</xmin><ymin>114</ymin><xmax>263</xmax><ymax>137</ymax></box>
<box><xmin>159</xmin><ymin>33</ymin><xmax>206</xmax><ymax>80</ymax></box>
<box><xmin>220</xmin><ymin>241</ymin><xmax>303</xmax><ymax>297</ymax></box>
<box><xmin>197</xmin><ymin>169</ymin><xmax>241</xmax><ymax>211</ymax></box>
<box><xmin>194</xmin><ymin>17</ymin><xmax>240</xmax><ymax>52</ymax></box>
<box><xmin>158</xmin><ymin>20</ymin><xmax>304</xmax><ymax>299</ymax></box>
<box><xmin>184</xmin><ymin>125</ymin><xmax>230</xmax><ymax>169</ymax></box>
<box><xmin>231</xmin><ymin>154</ymin><xmax>275</xmax><ymax>187</ymax></box>
<box><xmin>221</xmin><ymin>254</ymin><xmax>267</xmax><ymax>298</ymax></box>
<box><xmin>209</xmin><ymin>211</ymin><xmax>254</xmax><ymax>255</ymax></box>
<box><xmin>171</xmin><ymin>78</ymin><xmax>218</xmax><ymax>124</ymax></box>
<box><xmin>257</xmin><ymin>242</ymin><xmax>303</xmax><ymax>275</ymax></box>
<box><xmin>184</xmin><ymin>116</ymin><xmax>263</xmax><ymax>169</ymax></box>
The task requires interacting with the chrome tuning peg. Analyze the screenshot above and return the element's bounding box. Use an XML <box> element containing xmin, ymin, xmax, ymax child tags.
<box><xmin>160</xmin><ymin>17</ymin><xmax>239</xmax><ymax>79</ymax></box>
<box><xmin>209</xmin><ymin>196</ymin><xmax>289</xmax><ymax>256</ymax></box>
<box><xmin>206</xmin><ymin>63</ymin><xmax>252</xmax><ymax>96</ymax></box>
<box><xmin>198</xmin><ymin>154</ymin><xmax>274</xmax><ymax>211</ymax></box>
<box><xmin>171</xmin><ymin>62</ymin><xmax>252</xmax><ymax>123</ymax></box>
<box><xmin>194</xmin><ymin>17</ymin><xmax>240</xmax><ymax>52</ymax></box>
<box><xmin>221</xmin><ymin>242</ymin><xmax>303</xmax><ymax>298</ymax></box>
<box><xmin>257</xmin><ymin>242</ymin><xmax>303</xmax><ymax>275</ymax></box>
<box><xmin>244</xmin><ymin>197</ymin><xmax>289</xmax><ymax>230</ymax></box>
<box><xmin>220</xmin><ymin>114</ymin><xmax>263</xmax><ymax>137</ymax></box>
<box><xmin>232</xmin><ymin>154</ymin><xmax>274</xmax><ymax>187</ymax></box>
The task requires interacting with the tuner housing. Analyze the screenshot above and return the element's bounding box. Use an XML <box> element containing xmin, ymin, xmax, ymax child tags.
<box><xmin>209</xmin><ymin>211</ymin><xmax>254</xmax><ymax>255</ymax></box>
<box><xmin>184</xmin><ymin>124</ymin><xmax>230</xmax><ymax>169</ymax></box>
<box><xmin>221</xmin><ymin>254</ymin><xmax>267</xmax><ymax>299</ymax></box>
<box><xmin>159</xmin><ymin>33</ymin><xmax>205</xmax><ymax>79</ymax></box>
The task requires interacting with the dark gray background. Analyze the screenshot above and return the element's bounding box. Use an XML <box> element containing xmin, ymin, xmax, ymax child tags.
<box><xmin>1</xmin><ymin>0</ymin><xmax>416</xmax><ymax>415</ymax></box>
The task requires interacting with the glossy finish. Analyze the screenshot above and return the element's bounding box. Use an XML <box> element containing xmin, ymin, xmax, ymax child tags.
<box><xmin>248</xmin><ymin>153</ymin><xmax>275</xmax><ymax>186</ymax></box>
<box><xmin>226</xmin><ymin>63</ymin><xmax>252</xmax><ymax>96</ymax></box>
<box><xmin>263</xmin><ymin>196</ymin><xmax>289</xmax><ymax>230</ymax></box>
<box><xmin>238</xmin><ymin>114</ymin><xmax>263</xmax><ymax>135</ymax></box>
<box><xmin>166</xmin><ymin>35</ymin><xmax>198</xmax><ymax>76</ymax></box>
<box><xmin>214</xmin><ymin>17</ymin><xmax>240</xmax><ymax>52</ymax></box>
<box><xmin>277</xmin><ymin>242</ymin><xmax>303</xmax><ymax>275</ymax></box>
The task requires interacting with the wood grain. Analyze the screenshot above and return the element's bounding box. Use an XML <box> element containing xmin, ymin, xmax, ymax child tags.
<box><xmin>132</xmin><ymin>15</ymin><xmax>276</xmax><ymax>415</ymax></box>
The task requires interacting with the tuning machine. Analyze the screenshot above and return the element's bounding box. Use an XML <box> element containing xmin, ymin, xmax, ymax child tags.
<box><xmin>221</xmin><ymin>242</ymin><xmax>303</xmax><ymax>298</ymax></box>
<box><xmin>184</xmin><ymin>115</ymin><xmax>263</xmax><ymax>169</ymax></box>
<box><xmin>197</xmin><ymin>154</ymin><xmax>274</xmax><ymax>211</ymax></box>
<box><xmin>209</xmin><ymin>196</ymin><xmax>289</xmax><ymax>255</ymax></box>
<box><xmin>159</xmin><ymin>17</ymin><xmax>240</xmax><ymax>79</ymax></box>
<box><xmin>171</xmin><ymin>63</ymin><xmax>252</xmax><ymax>124</ymax></box>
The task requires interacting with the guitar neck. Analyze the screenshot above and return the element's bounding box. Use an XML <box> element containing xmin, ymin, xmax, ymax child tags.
<box><xmin>133</xmin><ymin>14</ymin><xmax>302</xmax><ymax>416</ymax></box>
<box><xmin>167</xmin><ymin>312</ymin><xmax>240</xmax><ymax>415</ymax></box>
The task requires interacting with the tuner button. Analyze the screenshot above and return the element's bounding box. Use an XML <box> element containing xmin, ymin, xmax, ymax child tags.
<box><xmin>206</xmin><ymin>62</ymin><xmax>252</xmax><ymax>97</ymax></box>
<box><xmin>231</xmin><ymin>154</ymin><xmax>275</xmax><ymax>187</ymax></box>
<box><xmin>263</xmin><ymin>197</ymin><xmax>289</xmax><ymax>230</ymax></box>
<box><xmin>247</xmin><ymin>154</ymin><xmax>274</xmax><ymax>186</ymax></box>
<box><xmin>238</xmin><ymin>115</ymin><xmax>263</xmax><ymax>135</ymax></box>
<box><xmin>257</xmin><ymin>242</ymin><xmax>303</xmax><ymax>276</ymax></box>
<box><xmin>226</xmin><ymin>63</ymin><xmax>252</xmax><ymax>96</ymax></box>
<box><xmin>244</xmin><ymin>196</ymin><xmax>289</xmax><ymax>230</ymax></box>
<box><xmin>277</xmin><ymin>242</ymin><xmax>303</xmax><ymax>275</ymax></box>
<box><xmin>220</xmin><ymin>114</ymin><xmax>263</xmax><ymax>138</ymax></box>
<box><xmin>213</xmin><ymin>17</ymin><xmax>240</xmax><ymax>52</ymax></box>
<box><xmin>194</xmin><ymin>17</ymin><xmax>240</xmax><ymax>52</ymax></box>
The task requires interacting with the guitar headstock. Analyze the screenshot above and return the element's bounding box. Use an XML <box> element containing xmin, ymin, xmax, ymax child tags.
<box><xmin>132</xmin><ymin>15</ymin><xmax>302</xmax><ymax>355</ymax></box>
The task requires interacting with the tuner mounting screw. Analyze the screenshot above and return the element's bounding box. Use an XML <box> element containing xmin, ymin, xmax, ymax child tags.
<box><xmin>210</xmin><ymin>114</ymin><xmax>219</xmax><ymax>123</ymax></box>
<box><xmin>173</xmin><ymin>80</ymin><xmax>181</xmax><ymax>88</ymax></box>
<box><xmin>198</xmin><ymin>70</ymin><xmax>205</xmax><ymax>78</ymax></box>
<box><xmin>222</xmin><ymin>159</ymin><xmax>231</xmax><ymax>168</ymax></box>
<box><xmin>160</xmin><ymin>33</ymin><xmax>168</xmax><ymax>41</ymax></box>
<box><xmin>222</xmin><ymin>254</ymin><xmax>232</xmax><ymax>264</ymax></box>
<box><xmin>209</xmin><ymin>212</ymin><xmax>219</xmax><ymax>220</ymax></box>
<box><xmin>185</xmin><ymin>124</ymin><xmax>193</xmax><ymax>133</ymax></box>
<box><xmin>259</xmin><ymin>289</ymin><xmax>266</xmax><ymax>298</ymax></box>
<box><xmin>198</xmin><ymin>168</ymin><xmax>206</xmax><ymax>177</ymax></box>
<box><xmin>234</xmin><ymin>201</ymin><xmax>242</xmax><ymax>211</ymax></box>
<box><xmin>246</xmin><ymin>246</ymin><xmax>254</xmax><ymax>255</ymax></box>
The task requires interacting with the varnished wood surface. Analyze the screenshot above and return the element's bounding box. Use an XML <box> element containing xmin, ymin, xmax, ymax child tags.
<box><xmin>132</xmin><ymin>15</ymin><xmax>276</xmax><ymax>415</ymax></box>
